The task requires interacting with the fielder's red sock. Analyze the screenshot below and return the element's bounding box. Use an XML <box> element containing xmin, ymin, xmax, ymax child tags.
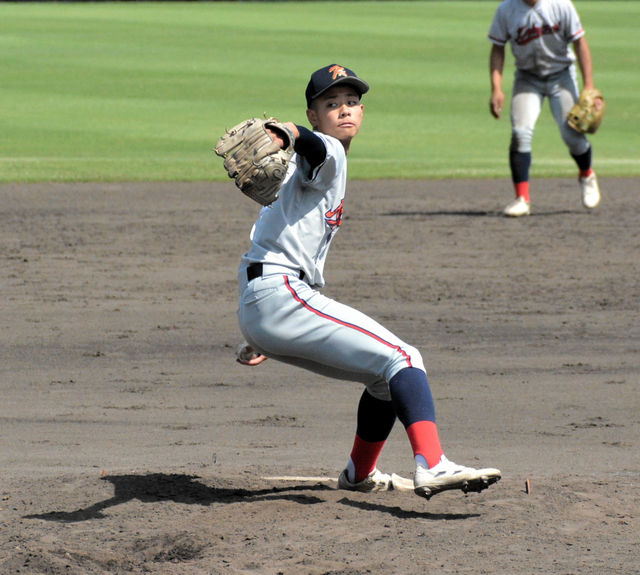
<box><xmin>515</xmin><ymin>181</ymin><xmax>530</xmax><ymax>203</ymax></box>
<box><xmin>580</xmin><ymin>167</ymin><xmax>594</xmax><ymax>179</ymax></box>
<box><xmin>349</xmin><ymin>435</ymin><xmax>386</xmax><ymax>483</ymax></box>
<box><xmin>406</xmin><ymin>420</ymin><xmax>444</xmax><ymax>468</ymax></box>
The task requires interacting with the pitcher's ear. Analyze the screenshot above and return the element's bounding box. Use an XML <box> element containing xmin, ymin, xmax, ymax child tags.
<box><xmin>306</xmin><ymin>108</ymin><xmax>318</xmax><ymax>130</ymax></box>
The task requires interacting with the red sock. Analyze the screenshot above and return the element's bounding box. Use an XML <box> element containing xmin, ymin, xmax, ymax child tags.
<box><xmin>406</xmin><ymin>421</ymin><xmax>444</xmax><ymax>468</ymax></box>
<box><xmin>580</xmin><ymin>167</ymin><xmax>594</xmax><ymax>179</ymax></box>
<box><xmin>350</xmin><ymin>435</ymin><xmax>386</xmax><ymax>482</ymax></box>
<box><xmin>515</xmin><ymin>181</ymin><xmax>530</xmax><ymax>203</ymax></box>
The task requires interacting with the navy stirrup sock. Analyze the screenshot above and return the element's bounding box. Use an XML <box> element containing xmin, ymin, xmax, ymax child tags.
<box><xmin>509</xmin><ymin>151</ymin><xmax>532</xmax><ymax>184</ymax></box>
<box><xmin>356</xmin><ymin>389</ymin><xmax>396</xmax><ymax>442</ymax></box>
<box><xmin>389</xmin><ymin>367</ymin><xmax>436</xmax><ymax>427</ymax></box>
<box><xmin>571</xmin><ymin>146</ymin><xmax>592</xmax><ymax>173</ymax></box>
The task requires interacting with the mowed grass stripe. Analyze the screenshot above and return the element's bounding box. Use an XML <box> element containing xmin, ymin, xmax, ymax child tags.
<box><xmin>1</xmin><ymin>1</ymin><xmax>638</xmax><ymax>182</ymax></box>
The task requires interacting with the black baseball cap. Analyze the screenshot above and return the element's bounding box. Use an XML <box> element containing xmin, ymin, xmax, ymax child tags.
<box><xmin>305</xmin><ymin>64</ymin><xmax>369</xmax><ymax>109</ymax></box>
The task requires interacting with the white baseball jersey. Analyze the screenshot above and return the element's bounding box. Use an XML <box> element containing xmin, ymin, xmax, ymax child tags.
<box><xmin>488</xmin><ymin>0</ymin><xmax>584</xmax><ymax>77</ymax></box>
<box><xmin>240</xmin><ymin>132</ymin><xmax>346</xmax><ymax>288</ymax></box>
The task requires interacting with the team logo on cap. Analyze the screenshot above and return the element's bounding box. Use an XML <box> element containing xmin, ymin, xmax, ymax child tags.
<box><xmin>329</xmin><ymin>65</ymin><xmax>348</xmax><ymax>80</ymax></box>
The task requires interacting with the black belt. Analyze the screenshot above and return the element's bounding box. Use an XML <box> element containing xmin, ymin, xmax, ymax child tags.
<box><xmin>247</xmin><ymin>262</ymin><xmax>305</xmax><ymax>282</ymax></box>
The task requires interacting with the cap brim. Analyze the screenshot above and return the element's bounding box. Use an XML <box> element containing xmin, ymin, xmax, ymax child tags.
<box><xmin>311</xmin><ymin>77</ymin><xmax>370</xmax><ymax>101</ymax></box>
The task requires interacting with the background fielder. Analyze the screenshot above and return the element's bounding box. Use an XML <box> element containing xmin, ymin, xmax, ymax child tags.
<box><xmin>489</xmin><ymin>0</ymin><xmax>601</xmax><ymax>217</ymax></box>
<box><xmin>231</xmin><ymin>64</ymin><xmax>501</xmax><ymax>500</ymax></box>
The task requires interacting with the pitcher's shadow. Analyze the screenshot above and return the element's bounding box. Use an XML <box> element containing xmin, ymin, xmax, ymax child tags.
<box><xmin>23</xmin><ymin>473</ymin><xmax>478</xmax><ymax>522</ymax></box>
<box><xmin>24</xmin><ymin>473</ymin><xmax>329</xmax><ymax>523</ymax></box>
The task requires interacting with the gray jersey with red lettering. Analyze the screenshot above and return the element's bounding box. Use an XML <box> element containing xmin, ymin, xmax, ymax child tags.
<box><xmin>488</xmin><ymin>0</ymin><xmax>584</xmax><ymax>77</ymax></box>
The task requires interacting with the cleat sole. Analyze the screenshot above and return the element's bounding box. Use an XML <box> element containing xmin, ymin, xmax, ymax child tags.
<box><xmin>414</xmin><ymin>474</ymin><xmax>501</xmax><ymax>500</ymax></box>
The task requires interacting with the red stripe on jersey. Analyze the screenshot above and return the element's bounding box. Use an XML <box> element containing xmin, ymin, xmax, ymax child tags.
<box><xmin>488</xmin><ymin>35</ymin><xmax>507</xmax><ymax>45</ymax></box>
<box><xmin>283</xmin><ymin>275</ymin><xmax>413</xmax><ymax>368</ymax></box>
<box><xmin>570</xmin><ymin>28</ymin><xmax>585</xmax><ymax>41</ymax></box>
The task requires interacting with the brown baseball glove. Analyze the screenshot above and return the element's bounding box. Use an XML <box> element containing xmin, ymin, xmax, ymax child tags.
<box><xmin>567</xmin><ymin>89</ymin><xmax>605</xmax><ymax>134</ymax></box>
<box><xmin>214</xmin><ymin>117</ymin><xmax>295</xmax><ymax>206</ymax></box>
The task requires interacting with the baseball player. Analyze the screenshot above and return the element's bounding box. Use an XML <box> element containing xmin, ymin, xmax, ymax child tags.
<box><xmin>234</xmin><ymin>64</ymin><xmax>501</xmax><ymax>500</ymax></box>
<box><xmin>489</xmin><ymin>0</ymin><xmax>601</xmax><ymax>216</ymax></box>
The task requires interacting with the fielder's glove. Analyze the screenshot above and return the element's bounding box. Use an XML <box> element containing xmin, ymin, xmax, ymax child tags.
<box><xmin>214</xmin><ymin>117</ymin><xmax>295</xmax><ymax>206</ymax></box>
<box><xmin>567</xmin><ymin>89</ymin><xmax>605</xmax><ymax>134</ymax></box>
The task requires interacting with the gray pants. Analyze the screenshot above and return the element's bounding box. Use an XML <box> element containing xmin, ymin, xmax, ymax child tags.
<box><xmin>237</xmin><ymin>268</ymin><xmax>425</xmax><ymax>401</ymax></box>
<box><xmin>510</xmin><ymin>66</ymin><xmax>590</xmax><ymax>157</ymax></box>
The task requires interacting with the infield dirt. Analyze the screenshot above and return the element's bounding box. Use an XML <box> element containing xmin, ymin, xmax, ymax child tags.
<box><xmin>1</xmin><ymin>178</ymin><xmax>638</xmax><ymax>574</ymax></box>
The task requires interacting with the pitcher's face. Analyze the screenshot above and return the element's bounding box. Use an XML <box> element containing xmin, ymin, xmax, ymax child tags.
<box><xmin>307</xmin><ymin>85</ymin><xmax>364</xmax><ymax>152</ymax></box>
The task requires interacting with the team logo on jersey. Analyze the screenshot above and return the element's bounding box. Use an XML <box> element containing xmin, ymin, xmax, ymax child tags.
<box><xmin>516</xmin><ymin>23</ymin><xmax>560</xmax><ymax>46</ymax></box>
<box><xmin>325</xmin><ymin>200</ymin><xmax>344</xmax><ymax>229</ymax></box>
<box><xmin>329</xmin><ymin>65</ymin><xmax>348</xmax><ymax>80</ymax></box>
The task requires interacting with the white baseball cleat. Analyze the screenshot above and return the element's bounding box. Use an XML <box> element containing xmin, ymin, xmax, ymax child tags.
<box><xmin>413</xmin><ymin>456</ymin><xmax>501</xmax><ymax>500</ymax></box>
<box><xmin>338</xmin><ymin>468</ymin><xmax>411</xmax><ymax>493</ymax></box>
<box><xmin>580</xmin><ymin>172</ymin><xmax>601</xmax><ymax>209</ymax></box>
<box><xmin>503</xmin><ymin>197</ymin><xmax>531</xmax><ymax>217</ymax></box>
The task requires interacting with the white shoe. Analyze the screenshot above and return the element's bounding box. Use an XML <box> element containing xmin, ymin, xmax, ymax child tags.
<box><xmin>503</xmin><ymin>197</ymin><xmax>531</xmax><ymax>217</ymax></box>
<box><xmin>413</xmin><ymin>456</ymin><xmax>501</xmax><ymax>500</ymax></box>
<box><xmin>580</xmin><ymin>172</ymin><xmax>601</xmax><ymax>209</ymax></box>
<box><xmin>338</xmin><ymin>468</ymin><xmax>405</xmax><ymax>493</ymax></box>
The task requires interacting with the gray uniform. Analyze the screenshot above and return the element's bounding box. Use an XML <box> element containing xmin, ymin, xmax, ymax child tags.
<box><xmin>237</xmin><ymin>132</ymin><xmax>425</xmax><ymax>401</ymax></box>
<box><xmin>489</xmin><ymin>0</ymin><xmax>590</xmax><ymax>155</ymax></box>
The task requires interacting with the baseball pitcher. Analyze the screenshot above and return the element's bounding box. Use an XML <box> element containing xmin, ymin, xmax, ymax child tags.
<box><xmin>215</xmin><ymin>64</ymin><xmax>501</xmax><ymax>500</ymax></box>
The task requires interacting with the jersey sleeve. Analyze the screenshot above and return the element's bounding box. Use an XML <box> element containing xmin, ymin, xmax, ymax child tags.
<box><xmin>488</xmin><ymin>4</ymin><xmax>508</xmax><ymax>46</ymax></box>
<box><xmin>297</xmin><ymin>133</ymin><xmax>345</xmax><ymax>191</ymax></box>
<box><xmin>293</xmin><ymin>125</ymin><xmax>327</xmax><ymax>177</ymax></box>
<box><xmin>564</xmin><ymin>0</ymin><xmax>584</xmax><ymax>41</ymax></box>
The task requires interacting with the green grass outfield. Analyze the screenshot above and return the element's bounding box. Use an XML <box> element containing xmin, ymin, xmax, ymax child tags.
<box><xmin>1</xmin><ymin>1</ymin><xmax>638</xmax><ymax>182</ymax></box>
